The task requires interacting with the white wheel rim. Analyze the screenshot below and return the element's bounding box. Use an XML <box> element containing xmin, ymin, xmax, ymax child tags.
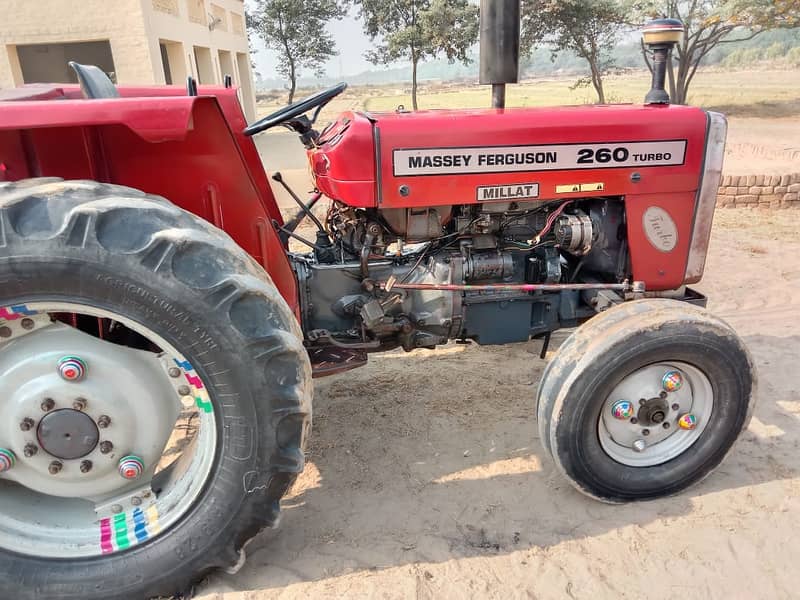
<box><xmin>0</xmin><ymin>302</ymin><xmax>217</xmax><ymax>558</ymax></box>
<box><xmin>598</xmin><ymin>362</ymin><xmax>713</xmax><ymax>467</ymax></box>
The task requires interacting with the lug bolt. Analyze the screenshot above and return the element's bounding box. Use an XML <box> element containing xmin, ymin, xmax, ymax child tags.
<box><xmin>632</xmin><ymin>439</ymin><xmax>647</xmax><ymax>453</ymax></box>
<box><xmin>118</xmin><ymin>455</ymin><xmax>145</xmax><ymax>480</ymax></box>
<box><xmin>678</xmin><ymin>413</ymin><xmax>698</xmax><ymax>430</ymax></box>
<box><xmin>168</xmin><ymin>367</ymin><xmax>182</xmax><ymax>378</ymax></box>
<box><xmin>642</xmin><ymin>428</ymin><xmax>651</xmax><ymax>436</ymax></box>
<box><xmin>671</xmin><ymin>403</ymin><xmax>680</xmax><ymax>411</ymax></box>
<box><xmin>0</xmin><ymin>449</ymin><xmax>16</xmax><ymax>473</ymax></box>
<box><xmin>663</xmin><ymin>422</ymin><xmax>671</xmax><ymax>429</ymax></box>
<box><xmin>48</xmin><ymin>460</ymin><xmax>63</xmax><ymax>475</ymax></box>
<box><xmin>72</xmin><ymin>397</ymin><xmax>87</xmax><ymax>411</ymax></box>
<box><xmin>21</xmin><ymin>318</ymin><xmax>34</xmax><ymax>330</ymax></box>
<box><xmin>99</xmin><ymin>441</ymin><xmax>114</xmax><ymax>454</ymax></box>
<box><xmin>23</xmin><ymin>443</ymin><xmax>38</xmax><ymax>457</ymax></box>
<box><xmin>662</xmin><ymin>370</ymin><xmax>683</xmax><ymax>392</ymax></box>
<box><xmin>611</xmin><ymin>400</ymin><xmax>634</xmax><ymax>420</ymax></box>
<box><xmin>58</xmin><ymin>356</ymin><xmax>87</xmax><ymax>382</ymax></box>
<box><xmin>19</xmin><ymin>418</ymin><xmax>35</xmax><ymax>432</ymax></box>
<box><xmin>80</xmin><ymin>460</ymin><xmax>93</xmax><ymax>473</ymax></box>
<box><xmin>177</xmin><ymin>385</ymin><xmax>191</xmax><ymax>396</ymax></box>
<box><xmin>41</xmin><ymin>398</ymin><xmax>55</xmax><ymax>412</ymax></box>
<box><xmin>97</xmin><ymin>415</ymin><xmax>111</xmax><ymax>429</ymax></box>
<box><xmin>0</xmin><ymin>326</ymin><xmax>11</xmax><ymax>338</ymax></box>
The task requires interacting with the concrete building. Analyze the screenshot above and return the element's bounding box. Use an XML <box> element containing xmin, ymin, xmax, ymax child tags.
<box><xmin>0</xmin><ymin>0</ymin><xmax>257</xmax><ymax>120</ymax></box>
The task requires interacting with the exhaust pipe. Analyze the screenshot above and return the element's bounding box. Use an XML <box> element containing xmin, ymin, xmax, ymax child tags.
<box><xmin>479</xmin><ymin>0</ymin><xmax>520</xmax><ymax>109</ymax></box>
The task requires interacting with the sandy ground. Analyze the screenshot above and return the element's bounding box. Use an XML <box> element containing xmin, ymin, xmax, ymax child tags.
<box><xmin>195</xmin><ymin>131</ymin><xmax>800</xmax><ymax>600</ymax></box>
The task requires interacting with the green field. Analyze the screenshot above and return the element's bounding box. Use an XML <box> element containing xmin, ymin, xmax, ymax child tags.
<box><xmin>257</xmin><ymin>68</ymin><xmax>800</xmax><ymax>123</ymax></box>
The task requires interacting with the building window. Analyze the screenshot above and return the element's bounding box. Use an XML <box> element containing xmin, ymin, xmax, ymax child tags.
<box><xmin>231</xmin><ymin>12</ymin><xmax>244</xmax><ymax>36</ymax></box>
<box><xmin>152</xmin><ymin>0</ymin><xmax>179</xmax><ymax>16</ymax></box>
<box><xmin>186</xmin><ymin>0</ymin><xmax>206</xmax><ymax>25</ymax></box>
<box><xmin>193</xmin><ymin>46</ymin><xmax>216</xmax><ymax>84</ymax></box>
<box><xmin>210</xmin><ymin>4</ymin><xmax>227</xmax><ymax>31</ymax></box>
<box><xmin>16</xmin><ymin>41</ymin><xmax>116</xmax><ymax>84</ymax></box>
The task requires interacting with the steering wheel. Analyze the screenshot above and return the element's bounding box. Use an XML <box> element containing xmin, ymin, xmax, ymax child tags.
<box><xmin>243</xmin><ymin>82</ymin><xmax>348</xmax><ymax>137</ymax></box>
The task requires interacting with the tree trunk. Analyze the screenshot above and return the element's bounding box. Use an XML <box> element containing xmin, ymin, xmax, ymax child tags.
<box><xmin>589</xmin><ymin>60</ymin><xmax>605</xmax><ymax>104</ymax></box>
<box><xmin>287</xmin><ymin>59</ymin><xmax>296</xmax><ymax>104</ymax></box>
<box><xmin>411</xmin><ymin>57</ymin><xmax>419</xmax><ymax>111</ymax></box>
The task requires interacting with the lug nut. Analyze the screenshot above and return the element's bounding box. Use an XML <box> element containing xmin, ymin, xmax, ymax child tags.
<box><xmin>48</xmin><ymin>460</ymin><xmax>63</xmax><ymax>475</ymax></box>
<box><xmin>118</xmin><ymin>455</ymin><xmax>145</xmax><ymax>480</ymax></box>
<box><xmin>41</xmin><ymin>398</ymin><xmax>55</xmax><ymax>412</ymax></box>
<box><xmin>168</xmin><ymin>367</ymin><xmax>182</xmax><ymax>378</ymax></box>
<box><xmin>19</xmin><ymin>418</ymin><xmax>35</xmax><ymax>432</ymax></box>
<box><xmin>58</xmin><ymin>356</ymin><xmax>87</xmax><ymax>382</ymax></box>
<box><xmin>72</xmin><ymin>397</ymin><xmax>87</xmax><ymax>411</ymax></box>
<box><xmin>178</xmin><ymin>385</ymin><xmax>191</xmax><ymax>396</ymax></box>
<box><xmin>0</xmin><ymin>449</ymin><xmax>16</xmax><ymax>473</ymax></box>
<box><xmin>611</xmin><ymin>400</ymin><xmax>634</xmax><ymax>420</ymax></box>
<box><xmin>97</xmin><ymin>415</ymin><xmax>111</xmax><ymax>429</ymax></box>
<box><xmin>21</xmin><ymin>318</ymin><xmax>35</xmax><ymax>330</ymax></box>
<box><xmin>99</xmin><ymin>441</ymin><xmax>114</xmax><ymax>454</ymax></box>
<box><xmin>662</xmin><ymin>370</ymin><xmax>683</xmax><ymax>392</ymax></box>
<box><xmin>632</xmin><ymin>439</ymin><xmax>647</xmax><ymax>453</ymax></box>
<box><xmin>23</xmin><ymin>443</ymin><xmax>38</xmax><ymax>457</ymax></box>
<box><xmin>80</xmin><ymin>460</ymin><xmax>93</xmax><ymax>473</ymax></box>
<box><xmin>678</xmin><ymin>413</ymin><xmax>698</xmax><ymax>430</ymax></box>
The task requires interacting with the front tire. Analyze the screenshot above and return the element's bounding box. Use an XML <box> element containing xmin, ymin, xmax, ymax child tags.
<box><xmin>0</xmin><ymin>179</ymin><xmax>312</xmax><ymax>599</ymax></box>
<box><xmin>537</xmin><ymin>300</ymin><xmax>756</xmax><ymax>503</ymax></box>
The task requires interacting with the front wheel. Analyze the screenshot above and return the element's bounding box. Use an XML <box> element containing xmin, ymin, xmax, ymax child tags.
<box><xmin>537</xmin><ymin>300</ymin><xmax>756</xmax><ymax>503</ymax></box>
<box><xmin>0</xmin><ymin>179</ymin><xmax>312</xmax><ymax>599</ymax></box>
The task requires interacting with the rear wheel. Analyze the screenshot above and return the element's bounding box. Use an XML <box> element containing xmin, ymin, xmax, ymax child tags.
<box><xmin>0</xmin><ymin>179</ymin><xmax>312</xmax><ymax>599</ymax></box>
<box><xmin>537</xmin><ymin>299</ymin><xmax>756</xmax><ymax>502</ymax></box>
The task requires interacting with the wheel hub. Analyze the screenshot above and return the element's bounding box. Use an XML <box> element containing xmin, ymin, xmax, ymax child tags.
<box><xmin>36</xmin><ymin>409</ymin><xmax>99</xmax><ymax>460</ymax></box>
<box><xmin>637</xmin><ymin>396</ymin><xmax>669</xmax><ymax>426</ymax></box>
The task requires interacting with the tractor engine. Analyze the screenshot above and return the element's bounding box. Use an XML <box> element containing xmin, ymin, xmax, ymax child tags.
<box><xmin>294</xmin><ymin>196</ymin><xmax>626</xmax><ymax>351</ymax></box>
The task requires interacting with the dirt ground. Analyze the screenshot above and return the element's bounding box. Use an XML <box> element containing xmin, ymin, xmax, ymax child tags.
<box><xmin>195</xmin><ymin>120</ymin><xmax>800</xmax><ymax>599</ymax></box>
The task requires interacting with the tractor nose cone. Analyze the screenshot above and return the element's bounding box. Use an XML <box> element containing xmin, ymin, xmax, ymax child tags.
<box><xmin>36</xmin><ymin>409</ymin><xmax>99</xmax><ymax>460</ymax></box>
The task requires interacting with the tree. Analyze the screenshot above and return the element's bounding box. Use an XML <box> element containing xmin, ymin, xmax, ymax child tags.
<box><xmin>355</xmin><ymin>0</ymin><xmax>479</xmax><ymax>110</ymax></box>
<box><xmin>521</xmin><ymin>0</ymin><xmax>628</xmax><ymax>104</ymax></box>
<box><xmin>636</xmin><ymin>0</ymin><xmax>800</xmax><ymax>104</ymax></box>
<box><xmin>248</xmin><ymin>0</ymin><xmax>347</xmax><ymax>104</ymax></box>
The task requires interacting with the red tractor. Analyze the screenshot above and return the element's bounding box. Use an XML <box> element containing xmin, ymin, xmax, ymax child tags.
<box><xmin>0</xmin><ymin>17</ymin><xmax>754</xmax><ymax>600</ymax></box>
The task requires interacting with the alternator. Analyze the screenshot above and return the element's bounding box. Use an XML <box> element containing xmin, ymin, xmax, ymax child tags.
<box><xmin>555</xmin><ymin>211</ymin><xmax>593</xmax><ymax>255</ymax></box>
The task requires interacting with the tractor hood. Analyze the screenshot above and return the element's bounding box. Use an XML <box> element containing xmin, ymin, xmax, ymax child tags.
<box><xmin>311</xmin><ymin>103</ymin><xmax>710</xmax><ymax>209</ymax></box>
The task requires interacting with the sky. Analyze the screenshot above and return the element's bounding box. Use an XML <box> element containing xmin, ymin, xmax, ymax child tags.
<box><xmin>249</xmin><ymin>8</ymin><xmax>379</xmax><ymax>79</ymax></box>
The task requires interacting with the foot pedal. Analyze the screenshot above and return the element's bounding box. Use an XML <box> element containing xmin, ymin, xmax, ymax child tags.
<box><xmin>308</xmin><ymin>347</ymin><xmax>368</xmax><ymax>378</ymax></box>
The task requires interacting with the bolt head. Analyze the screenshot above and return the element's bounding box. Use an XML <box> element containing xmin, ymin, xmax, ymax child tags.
<box><xmin>663</xmin><ymin>422</ymin><xmax>671</xmax><ymax>429</ymax></box>
<box><xmin>0</xmin><ymin>449</ymin><xmax>16</xmax><ymax>473</ymax></box>
<box><xmin>19</xmin><ymin>418</ymin><xmax>35</xmax><ymax>432</ymax></box>
<box><xmin>41</xmin><ymin>398</ymin><xmax>55</xmax><ymax>412</ymax></box>
<box><xmin>97</xmin><ymin>415</ymin><xmax>111</xmax><ymax>429</ymax></box>
<box><xmin>0</xmin><ymin>326</ymin><xmax>11</xmax><ymax>338</ymax></box>
<box><xmin>80</xmin><ymin>460</ymin><xmax>93</xmax><ymax>473</ymax></box>
<box><xmin>611</xmin><ymin>400</ymin><xmax>634</xmax><ymax>420</ymax></box>
<box><xmin>630</xmin><ymin>417</ymin><xmax>638</xmax><ymax>424</ymax></box>
<box><xmin>168</xmin><ymin>367</ymin><xmax>182</xmax><ymax>378</ymax></box>
<box><xmin>671</xmin><ymin>403</ymin><xmax>680</xmax><ymax>411</ymax></box>
<box><xmin>118</xmin><ymin>455</ymin><xmax>145</xmax><ymax>480</ymax></box>
<box><xmin>131</xmin><ymin>496</ymin><xmax>142</xmax><ymax>506</ymax></box>
<box><xmin>662</xmin><ymin>370</ymin><xmax>683</xmax><ymax>392</ymax></box>
<box><xmin>99</xmin><ymin>441</ymin><xmax>114</xmax><ymax>454</ymax></box>
<box><xmin>23</xmin><ymin>443</ymin><xmax>38</xmax><ymax>458</ymax></box>
<box><xmin>642</xmin><ymin>428</ymin><xmax>651</xmax><ymax>436</ymax></box>
<box><xmin>177</xmin><ymin>385</ymin><xmax>191</xmax><ymax>396</ymax></box>
<box><xmin>20</xmin><ymin>318</ymin><xmax>34</xmax><ymax>330</ymax></box>
<box><xmin>632</xmin><ymin>439</ymin><xmax>647</xmax><ymax>453</ymax></box>
<box><xmin>111</xmin><ymin>504</ymin><xmax>123</xmax><ymax>514</ymax></box>
<box><xmin>48</xmin><ymin>460</ymin><xmax>63</xmax><ymax>475</ymax></box>
<box><xmin>72</xmin><ymin>397</ymin><xmax>87</xmax><ymax>411</ymax></box>
<box><xmin>58</xmin><ymin>356</ymin><xmax>87</xmax><ymax>382</ymax></box>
